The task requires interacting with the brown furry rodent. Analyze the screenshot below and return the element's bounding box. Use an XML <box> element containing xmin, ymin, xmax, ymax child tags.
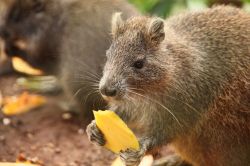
<box><xmin>0</xmin><ymin>0</ymin><xmax>138</xmax><ymax>115</ymax></box>
<box><xmin>87</xmin><ymin>6</ymin><xmax>250</xmax><ymax>166</ymax></box>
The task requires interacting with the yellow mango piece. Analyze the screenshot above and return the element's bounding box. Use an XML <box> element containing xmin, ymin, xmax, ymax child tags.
<box><xmin>12</xmin><ymin>57</ymin><xmax>43</xmax><ymax>75</ymax></box>
<box><xmin>2</xmin><ymin>92</ymin><xmax>46</xmax><ymax>116</ymax></box>
<box><xmin>94</xmin><ymin>110</ymin><xmax>139</xmax><ymax>153</ymax></box>
<box><xmin>0</xmin><ymin>163</ymin><xmax>39</xmax><ymax>166</ymax></box>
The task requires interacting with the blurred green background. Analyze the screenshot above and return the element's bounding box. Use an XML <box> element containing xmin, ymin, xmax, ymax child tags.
<box><xmin>129</xmin><ymin>0</ymin><xmax>250</xmax><ymax>18</ymax></box>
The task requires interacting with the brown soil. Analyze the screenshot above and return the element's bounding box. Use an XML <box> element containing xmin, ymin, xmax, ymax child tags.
<box><xmin>0</xmin><ymin>75</ymin><xmax>172</xmax><ymax>166</ymax></box>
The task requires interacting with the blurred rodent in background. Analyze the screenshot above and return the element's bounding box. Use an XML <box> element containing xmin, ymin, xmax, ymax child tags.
<box><xmin>0</xmin><ymin>0</ymin><xmax>139</xmax><ymax>118</ymax></box>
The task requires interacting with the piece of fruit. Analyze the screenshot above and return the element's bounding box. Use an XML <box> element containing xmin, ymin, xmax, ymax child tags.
<box><xmin>12</xmin><ymin>57</ymin><xmax>43</xmax><ymax>75</ymax></box>
<box><xmin>0</xmin><ymin>91</ymin><xmax>3</xmax><ymax>108</ymax></box>
<box><xmin>111</xmin><ymin>155</ymin><xmax>154</xmax><ymax>166</ymax></box>
<box><xmin>2</xmin><ymin>92</ymin><xmax>46</xmax><ymax>116</ymax></box>
<box><xmin>93</xmin><ymin>110</ymin><xmax>139</xmax><ymax>153</ymax></box>
<box><xmin>0</xmin><ymin>163</ymin><xmax>39</xmax><ymax>166</ymax></box>
<box><xmin>111</xmin><ymin>157</ymin><xmax>124</xmax><ymax>166</ymax></box>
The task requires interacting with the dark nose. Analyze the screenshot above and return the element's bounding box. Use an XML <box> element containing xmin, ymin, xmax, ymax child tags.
<box><xmin>100</xmin><ymin>86</ymin><xmax>117</xmax><ymax>97</ymax></box>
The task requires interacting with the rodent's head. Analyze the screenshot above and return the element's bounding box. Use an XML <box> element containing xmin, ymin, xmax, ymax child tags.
<box><xmin>0</xmin><ymin>0</ymin><xmax>64</xmax><ymax>71</ymax></box>
<box><xmin>100</xmin><ymin>13</ymin><xmax>169</xmax><ymax>105</ymax></box>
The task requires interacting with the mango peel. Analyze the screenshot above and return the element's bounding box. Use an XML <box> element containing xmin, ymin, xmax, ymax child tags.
<box><xmin>93</xmin><ymin>110</ymin><xmax>139</xmax><ymax>153</ymax></box>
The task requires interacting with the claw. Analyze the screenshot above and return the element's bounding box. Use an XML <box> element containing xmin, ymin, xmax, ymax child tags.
<box><xmin>86</xmin><ymin>120</ymin><xmax>106</xmax><ymax>146</ymax></box>
<box><xmin>119</xmin><ymin>148</ymin><xmax>145</xmax><ymax>166</ymax></box>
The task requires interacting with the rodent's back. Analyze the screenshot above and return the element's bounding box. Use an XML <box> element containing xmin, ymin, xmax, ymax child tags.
<box><xmin>166</xmin><ymin>6</ymin><xmax>250</xmax><ymax>71</ymax></box>
<box><xmin>165</xmin><ymin>6</ymin><xmax>250</xmax><ymax>165</ymax></box>
<box><xmin>164</xmin><ymin>6</ymin><xmax>250</xmax><ymax>111</ymax></box>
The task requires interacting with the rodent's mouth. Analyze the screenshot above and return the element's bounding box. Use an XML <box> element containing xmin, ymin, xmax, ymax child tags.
<box><xmin>101</xmin><ymin>94</ymin><xmax>124</xmax><ymax>103</ymax></box>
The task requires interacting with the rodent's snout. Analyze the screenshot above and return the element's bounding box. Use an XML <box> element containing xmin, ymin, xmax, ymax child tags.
<box><xmin>99</xmin><ymin>72</ymin><xmax>124</xmax><ymax>100</ymax></box>
<box><xmin>100</xmin><ymin>86</ymin><xmax>117</xmax><ymax>97</ymax></box>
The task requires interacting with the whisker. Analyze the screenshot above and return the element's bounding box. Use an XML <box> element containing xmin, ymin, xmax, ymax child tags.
<box><xmin>129</xmin><ymin>83</ymin><xmax>200</xmax><ymax>116</ymax></box>
<box><xmin>83</xmin><ymin>89</ymin><xmax>99</xmax><ymax>106</ymax></box>
<box><xmin>127</xmin><ymin>89</ymin><xmax>182</xmax><ymax>127</ymax></box>
<box><xmin>69</xmin><ymin>86</ymin><xmax>90</xmax><ymax>105</ymax></box>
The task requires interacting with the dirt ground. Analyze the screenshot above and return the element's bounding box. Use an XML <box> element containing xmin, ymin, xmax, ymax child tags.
<box><xmin>0</xmin><ymin>75</ymin><xmax>171</xmax><ymax>166</ymax></box>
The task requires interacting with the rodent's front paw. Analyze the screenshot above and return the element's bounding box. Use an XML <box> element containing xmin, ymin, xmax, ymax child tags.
<box><xmin>119</xmin><ymin>148</ymin><xmax>145</xmax><ymax>166</ymax></box>
<box><xmin>86</xmin><ymin>120</ymin><xmax>106</xmax><ymax>146</ymax></box>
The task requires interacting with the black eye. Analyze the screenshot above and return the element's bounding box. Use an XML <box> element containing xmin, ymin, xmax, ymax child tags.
<box><xmin>133</xmin><ymin>60</ymin><xmax>144</xmax><ymax>69</ymax></box>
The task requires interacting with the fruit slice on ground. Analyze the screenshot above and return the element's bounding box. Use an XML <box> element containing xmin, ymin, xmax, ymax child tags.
<box><xmin>0</xmin><ymin>163</ymin><xmax>39</xmax><ymax>166</ymax></box>
<box><xmin>12</xmin><ymin>57</ymin><xmax>43</xmax><ymax>75</ymax></box>
<box><xmin>0</xmin><ymin>91</ymin><xmax>2</xmax><ymax>108</ymax></box>
<box><xmin>2</xmin><ymin>92</ymin><xmax>46</xmax><ymax>116</ymax></box>
<box><xmin>94</xmin><ymin>110</ymin><xmax>139</xmax><ymax>153</ymax></box>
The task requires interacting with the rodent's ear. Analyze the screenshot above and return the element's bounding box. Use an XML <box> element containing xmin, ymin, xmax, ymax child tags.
<box><xmin>148</xmin><ymin>18</ymin><xmax>165</xmax><ymax>44</ymax></box>
<box><xmin>111</xmin><ymin>12</ymin><xmax>124</xmax><ymax>38</ymax></box>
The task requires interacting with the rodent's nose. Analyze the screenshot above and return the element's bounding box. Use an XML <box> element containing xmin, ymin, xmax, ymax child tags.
<box><xmin>100</xmin><ymin>86</ymin><xmax>117</xmax><ymax>97</ymax></box>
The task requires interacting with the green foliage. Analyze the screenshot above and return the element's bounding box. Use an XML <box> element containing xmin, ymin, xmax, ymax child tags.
<box><xmin>128</xmin><ymin>0</ymin><xmax>181</xmax><ymax>17</ymax></box>
<box><xmin>129</xmin><ymin>0</ymin><xmax>250</xmax><ymax>18</ymax></box>
<box><xmin>243</xmin><ymin>0</ymin><xmax>250</xmax><ymax>2</ymax></box>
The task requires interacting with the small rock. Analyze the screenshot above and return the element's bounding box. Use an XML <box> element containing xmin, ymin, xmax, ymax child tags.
<box><xmin>55</xmin><ymin>147</ymin><xmax>61</xmax><ymax>154</ymax></box>
<box><xmin>27</xmin><ymin>132</ymin><xmax>34</xmax><ymax>139</ymax></box>
<box><xmin>3</xmin><ymin>118</ymin><xmax>11</xmax><ymax>125</ymax></box>
<box><xmin>17</xmin><ymin>153</ymin><xmax>27</xmax><ymax>162</ymax></box>
<box><xmin>46</xmin><ymin>142</ymin><xmax>55</xmax><ymax>148</ymax></box>
<box><xmin>62</xmin><ymin>112</ymin><xmax>72</xmax><ymax>120</ymax></box>
<box><xmin>30</xmin><ymin>145</ymin><xmax>38</xmax><ymax>151</ymax></box>
<box><xmin>30</xmin><ymin>156</ymin><xmax>39</xmax><ymax>163</ymax></box>
<box><xmin>69</xmin><ymin>162</ymin><xmax>77</xmax><ymax>166</ymax></box>
<box><xmin>78</xmin><ymin>128</ymin><xmax>84</xmax><ymax>135</ymax></box>
<box><xmin>0</xmin><ymin>135</ymin><xmax>5</xmax><ymax>142</ymax></box>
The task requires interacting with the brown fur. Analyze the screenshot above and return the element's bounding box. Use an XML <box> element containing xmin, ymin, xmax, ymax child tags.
<box><xmin>99</xmin><ymin>6</ymin><xmax>250</xmax><ymax>166</ymax></box>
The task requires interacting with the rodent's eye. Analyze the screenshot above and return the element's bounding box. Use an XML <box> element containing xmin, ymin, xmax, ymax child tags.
<box><xmin>133</xmin><ymin>60</ymin><xmax>144</xmax><ymax>69</ymax></box>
